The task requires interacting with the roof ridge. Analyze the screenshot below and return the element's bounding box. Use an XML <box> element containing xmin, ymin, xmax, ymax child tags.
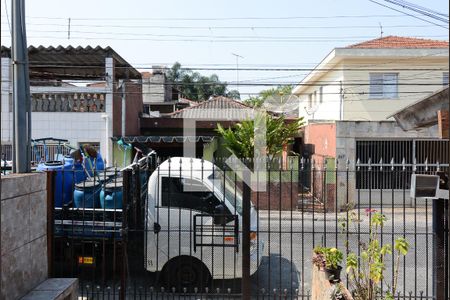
<box><xmin>346</xmin><ymin>35</ymin><xmax>449</xmax><ymax>49</ymax></box>
<box><xmin>168</xmin><ymin>96</ymin><xmax>252</xmax><ymax>118</ymax></box>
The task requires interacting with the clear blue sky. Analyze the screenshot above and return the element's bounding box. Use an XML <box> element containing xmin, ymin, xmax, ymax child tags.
<box><xmin>1</xmin><ymin>0</ymin><xmax>448</xmax><ymax>98</ymax></box>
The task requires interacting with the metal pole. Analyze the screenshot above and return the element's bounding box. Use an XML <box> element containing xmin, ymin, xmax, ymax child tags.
<box><xmin>433</xmin><ymin>198</ymin><xmax>447</xmax><ymax>300</ymax></box>
<box><xmin>241</xmin><ymin>170</ymin><xmax>251</xmax><ymax>300</ymax></box>
<box><xmin>12</xmin><ymin>0</ymin><xmax>31</xmax><ymax>173</ymax></box>
<box><xmin>231</xmin><ymin>53</ymin><xmax>243</xmax><ymax>94</ymax></box>
<box><xmin>121</xmin><ymin>81</ymin><xmax>126</xmax><ymax>137</ymax></box>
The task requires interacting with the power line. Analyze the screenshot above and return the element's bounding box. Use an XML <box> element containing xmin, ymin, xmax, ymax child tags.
<box><xmin>0</xmin><ymin>20</ymin><xmax>440</xmax><ymax>30</ymax></box>
<box><xmin>369</xmin><ymin>0</ymin><xmax>449</xmax><ymax>29</ymax></box>
<box><xmin>7</xmin><ymin>35</ymin><xmax>447</xmax><ymax>44</ymax></box>
<box><xmin>22</xmin><ymin>64</ymin><xmax>450</xmax><ymax>72</ymax></box>
<box><xmin>381</xmin><ymin>0</ymin><xmax>449</xmax><ymax>23</ymax></box>
<box><xmin>21</xmin><ymin>13</ymin><xmax>427</xmax><ymax>21</ymax></box>
<box><xmin>2</xmin><ymin>0</ymin><xmax>11</xmax><ymax>35</ymax></box>
<box><xmin>2</xmin><ymin>28</ymin><xmax>446</xmax><ymax>41</ymax></box>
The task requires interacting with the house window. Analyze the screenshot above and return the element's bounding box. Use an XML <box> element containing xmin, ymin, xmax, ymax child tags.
<box><xmin>319</xmin><ymin>86</ymin><xmax>323</xmax><ymax>103</ymax></box>
<box><xmin>308</xmin><ymin>94</ymin><xmax>312</xmax><ymax>108</ymax></box>
<box><xmin>369</xmin><ymin>73</ymin><xmax>398</xmax><ymax>99</ymax></box>
<box><xmin>443</xmin><ymin>72</ymin><xmax>449</xmax><ymax>86</ymax></box>
<box><xmin>313</xmin><ymin>91</ymin><xmax>317</xmax><ymax>105</ymax></box>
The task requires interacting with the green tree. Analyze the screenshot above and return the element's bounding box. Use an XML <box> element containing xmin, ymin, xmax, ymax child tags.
<box><xmin>243</xmin><ymin>85</ymin><xmax>293</xmax><ymax>108</ymax></box>
<box><xmin>166</xmin><ymin>62</ymin><xmax>240</xmax><ymax>101</ymax></box>
<box><xmin>216</xmin><ymin>113</ymin><xmax>304</xmax><ymax>166</ymax></box>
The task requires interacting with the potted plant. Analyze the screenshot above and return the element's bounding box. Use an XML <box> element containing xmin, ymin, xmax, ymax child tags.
<box><xmin>323</xmin><ymin>247</ymin><xmax>343</xmax><ymax>281</ymax></box>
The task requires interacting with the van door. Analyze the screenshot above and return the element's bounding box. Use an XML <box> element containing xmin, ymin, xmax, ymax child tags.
<box><xmin>156</xmin><ymin>176</ymin><xmax>239</xmax><ymax>279</ymax></box>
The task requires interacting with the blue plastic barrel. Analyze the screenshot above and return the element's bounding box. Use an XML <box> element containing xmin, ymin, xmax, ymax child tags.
<box><xmin>37</xmin><ymin>161</ymin><xmax>73</xmax><ymax>207</ymax></box>
<box><xmin>100</xmin><ymin>180</ymin><xmax>123</xmax><ymax>209</ymax></box>
<box><xmin>63</xmin><ymin>156</ymin><xmax>86</xmax><ymax>183</ymax></box>
<box><xmin>96</xmin><ymin>167</ymin><xmax>119</xmax><ymax>183</ymax></box>
<box><xmin>84</xmin><ymin>153</ymin><xmax>105</xmax><ymax>177</ymax></box>
<box><xmin>73</xmin><ymin>179</ymin><xmax>101</xmax><ymax>208</ymax></box>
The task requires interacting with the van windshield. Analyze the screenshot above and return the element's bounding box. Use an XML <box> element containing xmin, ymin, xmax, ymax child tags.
<box><xmin>209</xmin><ymin>170</ymin><xmax>243</xmax><ymax>215</ymax></box>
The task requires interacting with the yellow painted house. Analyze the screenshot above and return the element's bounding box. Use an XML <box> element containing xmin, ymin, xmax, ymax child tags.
<box><xmin>292</xmin><ymin>36</ymin><xmax>449</xmax><ymax>208</ymax></box>
<box><xmin>293</xmin><ymin>36</ymin><xmax>449</xmax><ymax>122</ymax></box>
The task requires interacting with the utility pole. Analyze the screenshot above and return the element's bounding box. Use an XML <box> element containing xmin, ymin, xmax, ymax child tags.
<box><xmin>12</xmin><ymin>0</ymin><xmax>31</xmax><ymax>173</ymax></box>
<box><xmin>231</xmin><ymin>53</ymin><xmax>243</xmax><ymax>93</ymax></box>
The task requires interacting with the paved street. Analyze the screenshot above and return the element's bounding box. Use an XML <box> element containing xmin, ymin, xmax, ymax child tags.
<box><xmin>77</xmin><ymin>207</ymin><xmax>435</xmax><ymax>298</ymax></box>
<box><xmin>252</xmin><ymin>207</ymin><xmax>434</xmax><ymax>297</ymax></box>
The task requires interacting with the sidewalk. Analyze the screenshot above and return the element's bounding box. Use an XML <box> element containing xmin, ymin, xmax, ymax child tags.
<box><xmin>257</xmin><ymin>207</ymin><xmax>432</xmax><ymax>221</ymax></box>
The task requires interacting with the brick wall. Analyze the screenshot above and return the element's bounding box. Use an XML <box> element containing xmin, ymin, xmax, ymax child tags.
<box><xmin>250</xmin><ymin>181</ymin><xmax>298</xmax><ymax>210</ymax></box>
<box><xmin>113</xmin><ymin>81</ymin><xmax>143</xmax><ymax>137</ymax></box>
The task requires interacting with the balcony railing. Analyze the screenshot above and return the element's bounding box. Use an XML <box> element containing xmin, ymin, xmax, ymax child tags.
<box><xmin>31</xmin><ymin>93</ymin><xmax>105</xmax><ymax>112</ymax></box>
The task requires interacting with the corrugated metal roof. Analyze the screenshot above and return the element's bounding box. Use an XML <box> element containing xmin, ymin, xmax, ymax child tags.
<box><xmin>169</xmin><ymin>96</ymin><xmax>255</xmax><ymax>120</ymax></box>
<box><xmin>1</xmin><ymin>45</ymin><xmax>141</xmax><ymax>80</ymax></box>
<box><xmin>346</xmin><ymin>36</ymin><xmax>449</xmax><ymax>49</ymax></box>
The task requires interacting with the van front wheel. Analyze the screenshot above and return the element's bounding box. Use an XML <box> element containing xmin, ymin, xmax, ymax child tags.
<box><xmin>163</xmin><ymin>257</ymin><xmax>211</xmax><ymax>293</ymax></box>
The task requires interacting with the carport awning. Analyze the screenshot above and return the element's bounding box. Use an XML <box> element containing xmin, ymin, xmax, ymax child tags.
<box><xmin>112</xmin><ymin>136</ymin><xmax>215</xmax><ymax>143</ymax></box>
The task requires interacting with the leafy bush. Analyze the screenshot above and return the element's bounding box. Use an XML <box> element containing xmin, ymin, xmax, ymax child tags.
<box><xmin>344</xmin><ymin>211</ymin><xmax>410</xmax><ymax>300</ymax></box>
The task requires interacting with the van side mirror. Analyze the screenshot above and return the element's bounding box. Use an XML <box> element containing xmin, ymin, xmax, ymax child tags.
<box><xmin>213</xmin><ymin>203</ymin><xmax>227</xmax><ymax>226</ymax></box>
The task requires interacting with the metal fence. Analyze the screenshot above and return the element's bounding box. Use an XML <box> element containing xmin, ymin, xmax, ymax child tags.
<box><xmin>47</xmin><ymin>155</ymin><xmax>449</xmax><ymax>299</ymax></box>
<box><xmin>2</xmin><ymin>142</ymin><xmax>100</xmax><ymax>163</ymax></box>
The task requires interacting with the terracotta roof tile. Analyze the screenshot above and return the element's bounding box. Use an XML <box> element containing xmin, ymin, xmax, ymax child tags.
<box><xmin>346</xmin><ymin>36</ymin><xmax>449</xmax><ymax>49</ymax></box>
<box><xmin>169</xmin><ymin>96</ymin><xmax>254</xmax><ymax>119</ymax></box>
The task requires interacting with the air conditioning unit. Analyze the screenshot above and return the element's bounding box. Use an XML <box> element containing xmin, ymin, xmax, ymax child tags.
<box><xmin>410</xmin><ymin>174</ymin><xmax>449</xmax><ymax>200</ymax></box>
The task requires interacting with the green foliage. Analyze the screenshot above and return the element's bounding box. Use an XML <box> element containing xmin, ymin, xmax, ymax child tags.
<box><xmin>166</xmin><ymin>62</ymin><xmax>239</xmax><ymax>101</ymax></box>
<box><xmin>343</xmin><ymin>211</ymin><xmax>410</xmax><ymax>300</ymax></box>
<box><xmin>313</xmin><ymin>246</ymin><xmax>343</xmax><ymax>270</ymax></box>
<box><xmin>216</xmin><ymin>113</ymin><xmax>304</xmax><ymax>164</ymax></box>
<box><xmin>323</xmin><ymin>247</ymin><xmax>344</xmax><ymax>269</ymax></box>
<box><xmin>243</xmin><ymin>85</ymin><xmax>293</xmax><ymax>108</ymax></box>
<box><xmin>394</xmin><ymin>238</ymin><xmax>409</xmax><ymax>256</ymax></box>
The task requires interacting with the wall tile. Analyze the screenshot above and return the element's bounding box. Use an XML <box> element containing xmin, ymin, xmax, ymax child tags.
<box><xmin>1</xmin><ymin>194</ymin><xmax>30</xmax><ymax>254</ymax></box>
<box><xmin>29</xmin><ymin>236</ymin><xmax>48</xmax><ymax>289</ymax></box>
<box><xmin>29</xmin><ymin>190</ymin><xmax>47</xmax><ymax>241</ymax></box>
<box><xmin>1</xmin><ymin>243</ymin><xmax>31</xmax><ymax>300</ymax></box>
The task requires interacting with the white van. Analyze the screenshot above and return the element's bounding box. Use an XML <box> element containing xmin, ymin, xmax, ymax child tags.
<box><xmin>145</xmin><ymin>157</ymin><xmax>264</xmax><ymax>290</ymax></box>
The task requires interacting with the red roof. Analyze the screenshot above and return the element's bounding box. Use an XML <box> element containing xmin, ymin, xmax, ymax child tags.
<box><xmin>346</xmin><ymin>36</ymin><xmax>449</xmax><ymax>49</ymax></box>
<box><xmin>141</xmin><ymin>72</ymin><xmax>152</xmax><ymax>79</ymax></box>
<box><xmin>169</xmin><ymin>96</ymin><xmax>253</xmax><ymax>119</ymax></box>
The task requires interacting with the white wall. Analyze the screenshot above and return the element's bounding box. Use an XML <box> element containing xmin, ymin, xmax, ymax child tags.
<box><xmin>1</xmin><ymin>57</ymin><xmax>12</xmax><ymax>143</ymax></box>
<box><xmin>342</xmin><ymin>58</ymin><xmax>448</xmax><ymax>121</ymax></box>
<box><xmin>1</xmin><ymin>57</ymin><xmax>114</xmax><ymax>165</ymax></box>
<box><xmin>297</xmin><ymin>68</ymin><xmax>343</xmax><ymax>122</ymax></box>
<box><xmin>31</xmin><ymin>112</ymin><xmax>105</xmax><ymax>145</ymax></box>
<box><xmin>294</xmin><ymin>48</ymin><xmax>449</xmax><ymax>122</ymax></box>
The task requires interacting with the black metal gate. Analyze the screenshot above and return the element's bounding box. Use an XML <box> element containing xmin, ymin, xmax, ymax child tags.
<box><xmin>48</xmin><ymin>155</ymin><xmax>448</xmax><ymax>299</ymax></box>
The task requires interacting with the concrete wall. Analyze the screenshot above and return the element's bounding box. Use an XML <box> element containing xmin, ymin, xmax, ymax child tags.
<box><xmin>304</xmin><ymin>122</ymin><xmax>336</xmax><ymax>161</ymax></box>
<box><xmin>342</xmin><ymin>58</ymin><xmax>448</xmax><ymax>121</ymax></box>
<box><xmin>1</xmin><ymin>173</ymin><xmax>48</xmax><ymax>300</ymax></box>
<box><xmin>335</xmin><ymin>120</ymin><xmax>440</xmax><ymax>207</ymax></box>
<box><xmin>142</xmin><ymin>73</ymin><xmax>172</xmax><ymax>104</ymax></box>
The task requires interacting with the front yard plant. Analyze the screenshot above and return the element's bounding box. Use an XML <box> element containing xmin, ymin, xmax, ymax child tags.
<box><xmin>344</xmin><ymin>210</ymin><xmax>410</xmax><ymax>300</ymax></box>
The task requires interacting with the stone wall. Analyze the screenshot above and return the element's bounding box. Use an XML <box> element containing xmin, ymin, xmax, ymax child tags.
<box><xmin>1</xmin><ymin>173</ymin><xmax>48</xmax><ymax>300</ymax></box>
